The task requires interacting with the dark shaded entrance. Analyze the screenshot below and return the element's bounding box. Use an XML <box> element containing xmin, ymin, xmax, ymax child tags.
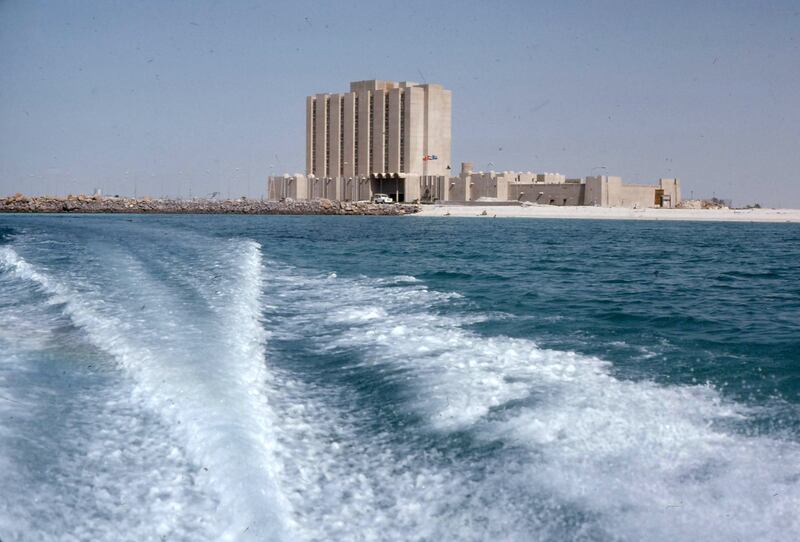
<box><xmin>370</xmin><ymin>174</ymin><xmax>404</xmax><ymax>202</ymax></box>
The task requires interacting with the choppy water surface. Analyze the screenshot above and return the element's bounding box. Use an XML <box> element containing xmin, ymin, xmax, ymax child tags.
<box><xmin>1</xmin><ymin>215</ymin><xmax>798</xmax><ymax>541</ymax></box>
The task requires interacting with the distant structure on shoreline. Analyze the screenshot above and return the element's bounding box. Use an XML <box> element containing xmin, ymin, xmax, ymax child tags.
<box><xmin>268</xmin><ymin>79</ymin><xmax>681</xmax><ymax>208</ymax></box>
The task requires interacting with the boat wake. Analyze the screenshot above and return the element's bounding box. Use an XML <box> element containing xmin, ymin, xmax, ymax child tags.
<box><xmin>258</xmin><ymin>260</ymin><xmax>800</xmax><ymax>541</ymax></box>
<box><xmin>1</xmin><ymin>223</ymin><xmax>798</xmax><ymax>541</ymax></box>
<box><xmin>1</xmin><ymin>240</ymin><xmax>290</xmax><ymax>541</ymax></box>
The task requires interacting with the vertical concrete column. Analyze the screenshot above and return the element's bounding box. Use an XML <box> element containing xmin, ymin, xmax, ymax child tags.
<box><xmin>497</xmin><ymin>178</ymin><xmax>509</xmax><ymax>201</ymax></box>
<box><xmin>372</xmin><ymin>90</ymin><xmax>386</xmax><ymax>174</ymax></box>
<box><xmin>356</xmin><ymin>90</ymin><xmax>371</xmax><ymax>176</ymax></box>
<box><xmin>422</xmin><ymin>85</ymin><xmax>452</xmax><ymax>177</ymax></box>
<box><xmin>423</xmin><ymin>87</ymin><xmax>429</xmax><ymax>177</ymax></box>
<box><xmin>387</xmin><ymin>88</ymin><xmax>402</xmax><ymax>174</ymax></box>
<box><xmin>328</xmin><ymin>94</ymin><xmax>342</xmax><ymax>180</ymax></box>
<box><xmin>358</xmin><ymin>178</ymin><xmax>369</xmax><ymax>201</ymax></box>
<box><xmin>584</xmin><ymin>176</ymin><xmax>600</xmax><ymax>206</ymax></box>
<box><xmin>335</xmin><ymin>178</ymin><xmax>341</xmax><ymax>200</ymax></box>
<box><xmin>314</xmin><ymin>94</ymin><xmax>328</xmax><ymax>178</ymax></box>
<box><xmin>405</xmin><ymin>174</ymin><xmax>421</xmax><ymax>202</ymax></box>
<box><xmin>404</xmin><ymin>87</ymin><xmax>425</xmax><ymax>177</ymax></box>
<box><xmin>305</xmin><ymin>96</ymin><xmax>314</xmax><ymax>175</ymax></box>
<box><xmin>341</xmin><ymin>93</ymin><xmax>356</xmax><ymax>178</ymax></box>
<box><xmin>296</xmin><ymin>175</ymin><xmax>308</xmax><ymax>200</ymax></box>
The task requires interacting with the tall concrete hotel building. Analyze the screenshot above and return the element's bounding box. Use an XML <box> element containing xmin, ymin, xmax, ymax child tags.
<box><xmin>269</xmin><ymin>79</ymin><xmax>681</xmax><ymax>208</ymax></box>
<box><xmin>271</xmin><ymin>80</ymin><xmax>452</xmax><ymax>203</ymax></box>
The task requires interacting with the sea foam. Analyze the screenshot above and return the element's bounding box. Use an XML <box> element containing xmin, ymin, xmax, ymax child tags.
<box><xmin>2</xmin><ymin>226</ymin><xmax>799</xmax><ymax>541</ymax></box>
<box><xmin>259</xmin><ymin>261</ymin><xmax>800</xmax><ymax>542</ymax></box>
<box><xmin>1</xmin><ymin>243</ymin><xmax>291</xmax><ymax>541</ymax></box>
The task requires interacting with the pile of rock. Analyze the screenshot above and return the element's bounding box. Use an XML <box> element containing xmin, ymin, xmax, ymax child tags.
<box><xmin>677</xmin><ymin>199</ymin><xmax>729</xmax><ymax>210</ymax></box>
<box><xmin>0</xmin><ymin>194</ymin><xmax>420</xmax><ymax>216</ymax></box>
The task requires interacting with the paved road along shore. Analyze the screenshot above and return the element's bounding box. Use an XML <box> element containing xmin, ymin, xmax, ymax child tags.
<box><xmin>0</xmin><ymin>195</ymin><xmax>420</xmax><ymax>216</ymax></box>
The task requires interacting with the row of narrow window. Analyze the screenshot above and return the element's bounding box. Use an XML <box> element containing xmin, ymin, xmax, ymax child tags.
<box><xmin>313</xmin><ymin>91</ymin><xmax>409</xmax><ymax>177</ymax></box>
<box><xmin>354</xmin><ymin>96</ymin><xmax>359</xmax><ymax>174</ymax></box>
<box><xmin>325</xmin><ymin>97</ymin><xmax>331</xmax><ymax>176</ymax></box>
<box><xmin>339</xmin><ymin>99</ymin><xmax>344</xmax><ymax>176</ymax></box>
<box><xmin>368</xmin><ymin>94</ymin><xmax>374</xmax><ymax>174</ymax></box>
<box><xmin>400</xmin><ymin>92</ymin><xmax>405</xmax><ymax>172</ymax></box>
<box><xmin>311</xmin><ymin>101</ymin><xmax>317</xmax><ymax>176</ymax></box>
<box><xmin>384</xmin><ymin>98</ymin><xmax>390</xmax><ymax>172</ymax></box>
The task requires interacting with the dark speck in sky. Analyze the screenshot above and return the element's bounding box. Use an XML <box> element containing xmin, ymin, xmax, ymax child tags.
<box><xmin>531</xmin><ymin>100</ymin><xmax>550</xmax><ymax>113</ymax></box>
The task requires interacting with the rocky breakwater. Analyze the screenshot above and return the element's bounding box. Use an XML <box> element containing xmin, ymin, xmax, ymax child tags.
<box><xmin>0</xmin><ymin>194</ymin><xmax>420</xmax><ymax>216</ymax></box>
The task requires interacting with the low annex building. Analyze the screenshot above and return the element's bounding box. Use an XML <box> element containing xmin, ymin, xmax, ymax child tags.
<box><xmin>268</xmin><ymin>79</ymin><xmax>682</xmax><ymax>208</ymax></box>
<box><xmin>454</xmin><ymin>163</ymin><xmax>681</xmax><ymax>209</ymax></box>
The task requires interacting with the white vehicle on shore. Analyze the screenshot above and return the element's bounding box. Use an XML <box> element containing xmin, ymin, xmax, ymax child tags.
<box><xmin>372</xmin><ymin>193</ymin><xmax>394</xmax><ymax>204</ymax></box>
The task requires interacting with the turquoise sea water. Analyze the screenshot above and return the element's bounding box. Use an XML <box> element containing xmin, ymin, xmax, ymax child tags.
<box><xmin>1</xmin><ymin>214</ymin><xmax>798</xmax><ymax>541</ymax></box>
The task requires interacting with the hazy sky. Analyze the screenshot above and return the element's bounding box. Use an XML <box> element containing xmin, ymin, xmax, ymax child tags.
<box><xmin>2</xmin><ymin>0</ymin><xmax>799</xmax><ymax>206</ymax></box>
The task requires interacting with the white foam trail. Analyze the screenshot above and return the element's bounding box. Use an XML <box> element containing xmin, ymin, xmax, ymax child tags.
<box><xmin>376</xmin><ymin>275</ymin><xmax>420</xmax><ymax>284</ymax></box>
<box><xmin>0</xmin><ymin>274</ymin><xmax>218</xmax><ymax>540</ymax></box>
<box><xmin>261</xmin><ymin>264</ymin><xmax>800</xmax><ymax>542</ymax></box>
<box><xmin>0</xmin><ymin>244</ymin><xmax>292</xmax><ymax>541</ymax></box>
<box><xmin>4</xmin><ymin>236</ymin><xmax>799</xmax><ymax>541</ymax></box>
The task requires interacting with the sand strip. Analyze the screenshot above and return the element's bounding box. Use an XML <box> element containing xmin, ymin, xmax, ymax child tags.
<box><xmin>414</xmin><ymin>204</ymin><xmax>800</xmax><ymax>223</ymax></box>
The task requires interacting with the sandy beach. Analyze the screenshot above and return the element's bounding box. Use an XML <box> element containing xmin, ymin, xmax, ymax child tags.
<box><xmin>415</xmin><ymin>204</ymin><xmax>800</xmax><ymax>223</ymax></box>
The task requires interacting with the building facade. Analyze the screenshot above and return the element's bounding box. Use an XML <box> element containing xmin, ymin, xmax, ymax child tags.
<box><xmin>292</xmin><ymin>79</ymin><xmax>452</xmax><ymax>203</ymax></box>
<box><xmin>447</xmin><ymin>163</ymin><xmax>681</xmax><ymax>208</ymax></box>
<box><xmin>268</xmin><ymin>79</ymin><xmax>682</xmax><ymax>208</ymax></box>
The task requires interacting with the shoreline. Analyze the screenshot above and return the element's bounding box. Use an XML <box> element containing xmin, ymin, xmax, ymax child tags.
<box><xmin>3</xmin><ymin>195</ymin><xmax>798</xmax><ymax>222</ymax></box>
<box><xmin>414</xmin><ymin>203</ymin><xmax>800</xmax><ymax>223</ymax></box>
<box><xmin>0</xmin><ymin>195</ymin><xmax>420</xmax><ymax>216</ymax></box>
